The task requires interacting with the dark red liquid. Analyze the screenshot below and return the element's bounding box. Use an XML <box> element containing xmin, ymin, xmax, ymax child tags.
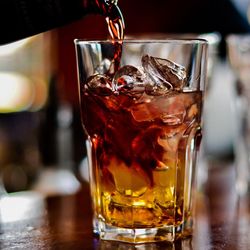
<box><xmin>100</xmin><ymin>0</ymin><xmax>125</xmax><ymax>73</ymax></box>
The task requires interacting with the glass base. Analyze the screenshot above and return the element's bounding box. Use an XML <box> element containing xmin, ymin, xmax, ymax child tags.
<box><xmin>94</xmin><ymin>219</ymin><xmax>192</xmax><ymax>243</ymax></box>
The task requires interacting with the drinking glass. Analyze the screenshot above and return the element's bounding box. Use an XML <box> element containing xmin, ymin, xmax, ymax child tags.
<box><xmin>75</xmin><ymin>39</ymin><xmax>208</xmax><ymax>243</ymax></box>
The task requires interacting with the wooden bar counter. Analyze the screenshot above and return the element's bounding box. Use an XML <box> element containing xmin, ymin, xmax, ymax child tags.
<box><xmin>1</xmin><ymin>162</ymin><xmax>250</xmax><ymax>250</ymax></box>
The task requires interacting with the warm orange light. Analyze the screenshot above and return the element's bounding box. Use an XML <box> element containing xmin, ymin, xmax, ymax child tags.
<box><xmin>0</xmin><ymin>72</ymin><xmax>34</xmax><ymax>113</ymax></box>
<box><xmin>0</xmin><ymin>38</ymin><xmax>31</xmax><ymax>57</ymax></box>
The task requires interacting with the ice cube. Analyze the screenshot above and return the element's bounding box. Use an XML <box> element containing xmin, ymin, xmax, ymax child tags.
<box><xmin>85</xmin><ymin>74</ymin><xmax>113</xmax><ymax>95</ymax></box>
<box><xmin>112</xmin><ymin>65</ymin><xmax>145</xmax><ymax>98</ymax></box>
<box><xmin>142</xmin><ymin>55</ymin><xmax>186</xmax><ymax>94</ymax></box>
<box><xmin>142</xmin><ymin>55</ymin><xmax>172</xmax><ymax>95</ymax></box>
<box><xmin>160</xmin><ymin>95</ymin><xmax>186</xmax><ymax>125</ymax></box>
<box><xmin>153</xmin><ymin>57</ymin><xmax>186</xmax><ymax>87</ymax></box>
<box><xmin>130</xmin><ymin>93</ymin><xmax>186</xmax><ymax>125</ymax></box>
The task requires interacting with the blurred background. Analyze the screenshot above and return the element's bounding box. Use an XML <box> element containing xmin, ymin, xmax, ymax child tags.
<box><xmin>1</xmin><ymin>0</ymin><xmax>250</xmax><ymax>195</ymax></box>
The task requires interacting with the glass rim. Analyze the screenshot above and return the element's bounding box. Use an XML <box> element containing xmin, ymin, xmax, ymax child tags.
<box><xmin>74</xmin><ymin>38</ymin><xmax>208</xmax><ymax>45</ymax></box>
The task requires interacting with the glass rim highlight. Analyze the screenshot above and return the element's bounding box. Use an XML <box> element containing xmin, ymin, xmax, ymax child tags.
<box><xmin>74</xmin><ymin>38</ymin><xmax>208</xmax><ymax>46</ymax></box>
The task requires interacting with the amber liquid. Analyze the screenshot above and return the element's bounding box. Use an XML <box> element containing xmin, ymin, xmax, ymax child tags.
<box><xmin>81</xmin><ymin>89</ymin><xmax>202</xmax><ymax>229</ymax></box>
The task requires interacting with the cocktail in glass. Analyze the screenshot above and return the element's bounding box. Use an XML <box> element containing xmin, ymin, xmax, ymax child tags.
<box><xmin>75</xmin><ymin>39</ymin><xmax>207</xmax><ymax>243</ymax></box>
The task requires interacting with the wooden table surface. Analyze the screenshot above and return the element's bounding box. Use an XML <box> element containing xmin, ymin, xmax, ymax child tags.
<box><xmin>1</xmin><ymin>162</ymin><xmax>250</xmax><ymax>250</ymax></box>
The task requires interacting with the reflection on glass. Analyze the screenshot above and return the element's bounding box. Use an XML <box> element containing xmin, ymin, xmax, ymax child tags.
<box><xmin>97</xmin><ymin>238</ymin><xmax>193</xmax><ymax>250</ymax></box>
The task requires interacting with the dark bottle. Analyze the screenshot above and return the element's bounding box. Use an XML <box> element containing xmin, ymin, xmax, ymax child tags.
<box><xmin>0</xmin><ymin>0</ymin><xmax>121</xmax><ymax>45</ymax></box>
